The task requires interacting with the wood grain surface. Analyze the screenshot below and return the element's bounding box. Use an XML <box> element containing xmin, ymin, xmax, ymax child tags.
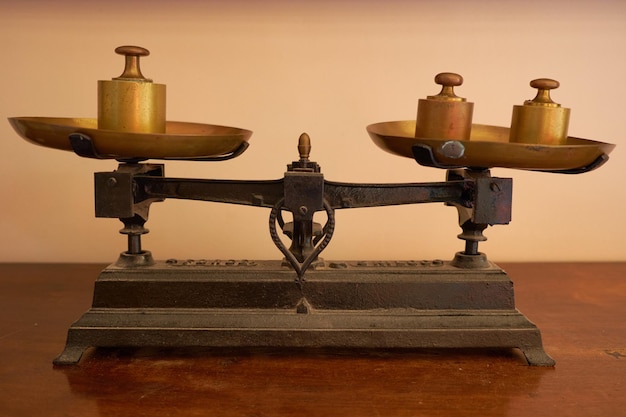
<box><xmin>0</xmin><ymin>263</ymin><xmax>624</xmax><ymax>416</ymax></box>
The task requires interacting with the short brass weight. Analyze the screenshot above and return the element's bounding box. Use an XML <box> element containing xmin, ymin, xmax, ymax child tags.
<box><xmin>415</xmin><ymin>72</ymin><xmax>474</xmax><ymax>141</ymax></box>
<box><xmin>509</xmin><ymin>78</ymin><xmax>570</xmax><ymax>145</ymax></box>
<box><xmin>98</xmin><ymin>46</ymin><xmax>166</xmax><ymax>133</ymax></box>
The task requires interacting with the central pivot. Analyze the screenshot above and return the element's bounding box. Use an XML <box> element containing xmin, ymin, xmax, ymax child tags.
<box><xmin>271</xmin><ymin>133</ymin><xmax>335</xmax><ymax>283</ymax></box>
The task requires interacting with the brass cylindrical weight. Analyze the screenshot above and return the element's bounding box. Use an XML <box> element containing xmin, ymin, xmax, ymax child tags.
<box><xmin>509</xmin><ymin>78</ymin><xmax>569</xmax><ymax>145</ymax></box>
<box><xmin>415</xmin><ymin>73</ymin><xmax>473</xmax><ymax>141</ymax></box>
<box><xmin>98</xmin><ymin>46</ymin><xmax>166</xmax><ymax>133</ymax></box>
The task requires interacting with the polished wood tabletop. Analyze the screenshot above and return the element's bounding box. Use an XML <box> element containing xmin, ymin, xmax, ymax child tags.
<box><xmin>0</xmin><ymin>262</ymin><xmax>624</xmax><ymax>416</ymax></box>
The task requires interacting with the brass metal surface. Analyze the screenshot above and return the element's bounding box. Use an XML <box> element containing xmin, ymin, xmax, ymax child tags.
<box><xmin>509</xmin><ymin>78</ymin><xmax>570</xmax><ymax>145</ymax></box>
<box><xmin>98</xmin><ymin>45</ymin><xmax>166</xmax><ymax>133</ymax></box>
<box><xmin>98</xmin><ymin>81</ymin><xmax>166</xmax><ymax>133</ymax></box>
<box><xmin>368</xmin><ymin>120</ymin><xmax>615</xmax><ymax>171</ymax></box>
<box><xmin>113</xmin><ymin>45</ymin><xmax>151</xmax><ymax>81</ymax></box>
<box><xmin>415</xmin><ymin>72</ymin><xmax>474</xmax><ymax>141</ymax></box>
<box><xmin>8</xmin><ymin>117</ymin><xmax>252</xmax><ymax>159</ymax></box>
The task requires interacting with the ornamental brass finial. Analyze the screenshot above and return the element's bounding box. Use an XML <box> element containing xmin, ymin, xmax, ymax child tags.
<box><xmin>298</xmin><ymin>132</ymin><xmax>311</xmax><ymax>161</ymax></box>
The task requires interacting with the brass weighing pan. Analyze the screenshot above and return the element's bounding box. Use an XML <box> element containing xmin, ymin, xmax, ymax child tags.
<box><xmin>368</xmin><ymin>120</ymin><xmax>615</xmax><ymax>172</ymax></box>
<box><xmin>9</xmin><ymin>117</ymin><xmax>252</xmax><ymax>160</ymax></box>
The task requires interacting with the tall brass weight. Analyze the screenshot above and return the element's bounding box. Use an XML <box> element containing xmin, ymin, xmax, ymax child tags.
<box><xmin>98</xmin><ymin>46</ymin><xmax>166</xmax><ymax>133</ymax></box>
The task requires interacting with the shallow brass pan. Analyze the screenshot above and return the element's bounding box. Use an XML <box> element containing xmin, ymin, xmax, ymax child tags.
<box><xmin>9</xmin><ymin>117</ymin><xmax>252</xmax><ymax>160</ymax></box>
<box><xmin>367</xmin><ymin>120</ymin><xmax>615</xmax><ymax>172</ymax></box>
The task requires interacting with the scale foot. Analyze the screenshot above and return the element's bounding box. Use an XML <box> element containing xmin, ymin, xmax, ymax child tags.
<box><xmin>53</xmin><ymin>345</ymin><xmax>89</xmax><ymax>366</ymax></box>
<box><xmin>520</xmin><ymin>346</ymin><xmax>556</xmax><ymax>367</ymax></box>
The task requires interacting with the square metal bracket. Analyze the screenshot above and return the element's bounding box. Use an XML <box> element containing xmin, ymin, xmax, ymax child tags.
<box><xmin>94</xmin><ymin>172</ymin><xmax>135</xmax><ymax>218</ymax></box>
<box><xmin>473</xmin><ymin>177</ymin><xmax>512</xmax><ymax>225</ymax></box>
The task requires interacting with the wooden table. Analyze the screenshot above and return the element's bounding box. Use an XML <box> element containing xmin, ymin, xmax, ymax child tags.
<box><xmin>0</xmin><ymin>263</ymin><xmax>624</xmax><ymax>416</ymax></box>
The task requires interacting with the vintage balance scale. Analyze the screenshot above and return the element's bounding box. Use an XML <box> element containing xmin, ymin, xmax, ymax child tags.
<box><xmin>9</xmin><ymin>46</ymin><xmax>615</xmax><ymax>366</ymax></box>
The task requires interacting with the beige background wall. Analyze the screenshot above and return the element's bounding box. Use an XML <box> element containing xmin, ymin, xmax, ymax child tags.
<box><xmin>1</xmin><ymin>0</ymin><xmax>625</xmax><ymax>263</ymax></box>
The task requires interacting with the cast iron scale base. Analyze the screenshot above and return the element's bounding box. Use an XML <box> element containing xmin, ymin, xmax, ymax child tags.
<box><xmin>54</xmin><ymin>259</ymin><xmax>554</xmax><ymax>366</ymax></box>
<box><xmin>50</xmin><ymin>132</ymin><xmax>564</xmax><ymax>366</ymax></box>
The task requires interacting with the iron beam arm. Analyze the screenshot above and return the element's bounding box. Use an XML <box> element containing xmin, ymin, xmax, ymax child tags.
<box><xmin>323</xmin><ymin>180</ymin><xmax>472</xmax><ymax>209</ymax></box>
<box><xmin>140</xmin><ymin>177</ymin><xmax>472</xmax><ymax>210</ymax></box>
<box><xmin>139</xmin><ymin>177</ymin><xmax>285</xmax><ymax>208</ymax></box>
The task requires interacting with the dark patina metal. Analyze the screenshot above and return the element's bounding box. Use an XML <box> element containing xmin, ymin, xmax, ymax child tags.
<box><xmin>54</xmin><ymin>133</ymin><xmax>555</xmax><ymax>367</ymax></box>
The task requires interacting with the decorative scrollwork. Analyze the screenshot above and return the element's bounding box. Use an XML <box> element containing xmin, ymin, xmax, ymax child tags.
<box><xmin>269</xmin><ymin>198</ymin><xmax>335</xmax><ymax>285</ymax></box>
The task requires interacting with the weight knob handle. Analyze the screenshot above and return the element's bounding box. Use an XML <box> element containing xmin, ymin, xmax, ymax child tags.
<box><xmin>114</xmin><ymin>45</ymin><xmax>152</xmax><ymax>82</ymax></box>
<box><xmin>525</xmin><ymin>78</ymin><xmax>561</xmax><ymax>107</ymax></box>
<box><xmin>427</xmin><ymin>72</ymin><xmax>466</xmax><ymax>102</ymax></box>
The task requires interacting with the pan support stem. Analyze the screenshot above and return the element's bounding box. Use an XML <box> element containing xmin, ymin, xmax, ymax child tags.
<box><xmin>114</xmin><ymin>215</ymin><xmax>155</xmax><ymax>267</ymax></box>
